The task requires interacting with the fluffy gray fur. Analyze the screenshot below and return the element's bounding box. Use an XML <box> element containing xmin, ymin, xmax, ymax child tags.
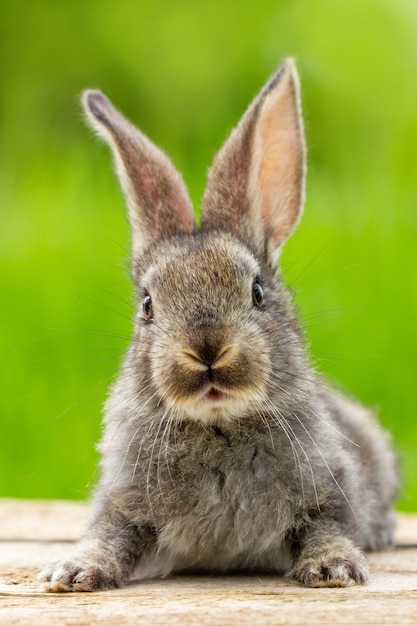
<box><xmin>40</xmin><ymin>59</ymin><xmax>398</xmax><ymax>592</ymax></box>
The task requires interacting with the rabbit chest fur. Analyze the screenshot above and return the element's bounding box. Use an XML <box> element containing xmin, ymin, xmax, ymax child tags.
<box><xmin>40</xmin><ymin>60</ymin><xmax>398</xmax><ymax>592</ymax></box>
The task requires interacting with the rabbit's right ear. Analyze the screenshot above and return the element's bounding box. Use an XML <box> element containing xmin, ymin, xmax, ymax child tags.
<box><xmin>201</xmin><ymin>59</ymin><xmax>306</xmax><ymax>268</ymax></box>
<box><xmin>82</xmin><ymin>91</ymin><xmax>195</xmax><ymax>257</ymax></box>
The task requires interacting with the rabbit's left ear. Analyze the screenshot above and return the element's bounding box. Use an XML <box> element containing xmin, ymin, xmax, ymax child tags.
<box><xmin>82</xmin><ymin>90</ymin><xmax>195</xmax><ymax>258</ymax></box>
<box><xmin>201</xmin><ymin>59</ymin><xmax>306</xmax><ymax>267</ymax></box>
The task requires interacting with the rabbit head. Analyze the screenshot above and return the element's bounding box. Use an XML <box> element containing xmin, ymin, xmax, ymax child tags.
<box><xmin>82</xmin><ymin>59</ymin><xmax>308</xmax><ymax>424</ymax></box>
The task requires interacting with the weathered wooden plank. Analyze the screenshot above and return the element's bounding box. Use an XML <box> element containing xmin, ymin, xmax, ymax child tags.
<box><xmin>0</xmin><ymin>499</ymin><xmax>87</xmax><ymax>541</ymax></box>
<box><xmin>0</xmin><ymin>500</ymin><xmax>416</xmax><ymax>625</ymax></box>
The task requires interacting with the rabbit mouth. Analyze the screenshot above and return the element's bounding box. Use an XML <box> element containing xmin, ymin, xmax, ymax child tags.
<box><xmin>204</xmin><ymin>387</ymin><xmax>225</xmax><ymax>402</ymax></box>
<box><xmin>172</xmin><ymin>380</ymin><xmax>260</xmax><ymax>422</ymax></box>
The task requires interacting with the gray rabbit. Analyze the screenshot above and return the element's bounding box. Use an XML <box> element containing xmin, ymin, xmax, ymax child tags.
<box><xmin>40</xmin><ymin>59</ymin><xmax>398</xmax><ymax>591</ymax></box>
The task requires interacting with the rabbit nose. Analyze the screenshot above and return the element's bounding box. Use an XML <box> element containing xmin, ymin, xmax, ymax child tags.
<box><xmin>199</xmin><ymin>341</ymin><xmax>222</xmax><ymax>367</ymax></box>
<box><xmin>180</xmin><ymin>346</ymin><xmax>218</xmax><ymax>368</ymax></box>
<box><xmin>179</xmin><ymin>317</ymin><xmax>236</xmax><ymax>369</ymax></box>
<box><xmin>181</xmin><ymin>343</ymin><xmax>236</xmax><ymax>370</ymax></box>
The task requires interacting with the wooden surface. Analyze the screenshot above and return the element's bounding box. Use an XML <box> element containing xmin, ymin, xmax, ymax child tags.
<box><xmin>0</xmin><ymin>500</ymin><xmax>416</xmax><ymax>625</ymax></box>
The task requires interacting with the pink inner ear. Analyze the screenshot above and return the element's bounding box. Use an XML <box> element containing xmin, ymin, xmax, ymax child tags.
<box><xmin>200</xmin><ymin>61</ymin><xmax>305</xmax><ymax>261</ymax></box>
<box><xmin>253</xmin><ymin>79</ymin><xmax>305</xmax><ymax>247</ymax></box>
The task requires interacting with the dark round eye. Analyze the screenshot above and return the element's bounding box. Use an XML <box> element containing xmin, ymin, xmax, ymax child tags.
<box><xmin>142</xmin><ymin>295</ymin><xmax>153</xmax><ymax>319</ymax></box>
<box><xmin>252</xmin><ymin>282</ymin><xmax>264</xmax><ymax>306</ymax></box>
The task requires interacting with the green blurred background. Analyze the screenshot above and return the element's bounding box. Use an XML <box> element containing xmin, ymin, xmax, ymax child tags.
<box><xmin>1</xmin><ymin>0</ymin><xmax>416</xmax><ymax>509</ymax></box>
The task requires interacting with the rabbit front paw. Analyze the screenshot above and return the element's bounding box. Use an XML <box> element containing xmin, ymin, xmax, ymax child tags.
<box><xmin>39</xmin><ymin>559</ymin><xmax>119</xmax><ymax>592</ymax></box>
<box><xmin>289</xmin><ymin>553</ymin><xmax>369</xmax><ymax>588</ymax></box>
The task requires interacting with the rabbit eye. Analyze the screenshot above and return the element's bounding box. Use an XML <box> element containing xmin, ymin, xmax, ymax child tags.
<box><xmin>142</xmin><ymin>295</ymin><xmax>153</xmax><ymax>319</ymax></box>
<box><xmin>252</xmin><ymin>282</ymin><xmax>264</xmax><ymax>306</ymax></box>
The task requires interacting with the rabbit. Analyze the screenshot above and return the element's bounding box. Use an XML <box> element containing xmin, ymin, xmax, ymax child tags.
<box><xmin>39</xmin><ymin>58</ymin><xmax>398</xmax><ymax>592</ymax></box>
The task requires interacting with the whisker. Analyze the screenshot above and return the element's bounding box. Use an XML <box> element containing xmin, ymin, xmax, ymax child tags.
<box><xmin>308</xmin><ymin>409</ymin><xmax>360</xmax><ymax>448</ymax></box>
<box><xmin>292</xmin><ymin>413</ymin><xmax>357</xmax><ymax>519</ymax></box>
<box><xmin>258</xmin><ymin>391</ymin><xmax>317</xmax><ymax>510</ymax></box>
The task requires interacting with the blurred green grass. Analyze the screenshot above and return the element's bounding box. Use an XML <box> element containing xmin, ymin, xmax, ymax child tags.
<box><xmin>1</xmin><ymin>0</ymin><xmax>417</xmax><ymax>509</ymax></box>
